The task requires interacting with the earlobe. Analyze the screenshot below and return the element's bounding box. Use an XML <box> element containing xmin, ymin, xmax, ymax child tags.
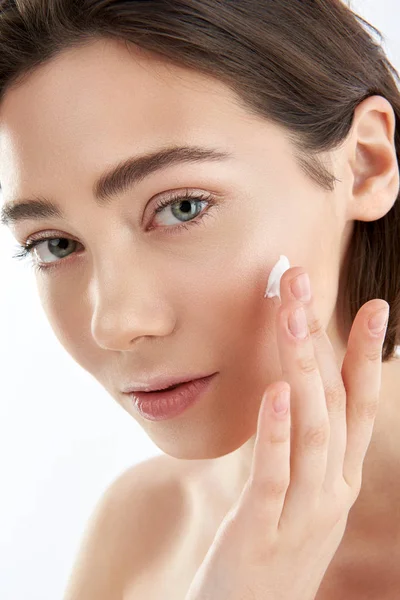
<box><xmin>346</xmin><ymin>95</ymin><xmax>399</xmax><ymax>223</ymax></box>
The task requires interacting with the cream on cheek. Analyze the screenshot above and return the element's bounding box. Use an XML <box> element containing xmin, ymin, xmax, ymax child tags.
<box><xmin>264</xmin><ymin>255</ymin><xmax>291</xmax><ymax>301</ymax></box>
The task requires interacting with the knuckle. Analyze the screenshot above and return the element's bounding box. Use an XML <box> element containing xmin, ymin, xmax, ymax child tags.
<box><xmin>308</xmin><ymin>316</ymin><xmax>325</xmax><ymax>340</ymax></box>
<box><xmin>324</xmin><ymin>380</ymin><xmax>346</xmax><ymax>412</ymax></box>
<box><xmin>295</xmin><ymin>353</ymin><xmax>318</xmax><ymax>376</ymax></box>
<box><xmin>364</xmin><ymin>345</ymin><xmax>384</xmax><ymax>362</ymax></box>
<box><xmin>262</xmin><ymin>477</ymin><xmax>290</xmax><ymax>497</ymax></box>
<box><xmin>269</xmin><ymin>429</ymin><xmax>291</xmax><ymax>444</ymax></box>
<box><xmin>354</xmin><ymin>396</ymin><xmax>379</xmax><ymax>421</ymax></box>
<box><xmin>302</xmin><ymin>422</ymin><xmax>330</xmax><ymax>449</ymax></box>
<box><xmin>249</xmin><ymin>475</ymin><xmax>289</xmax><ymax>500</ymax></box>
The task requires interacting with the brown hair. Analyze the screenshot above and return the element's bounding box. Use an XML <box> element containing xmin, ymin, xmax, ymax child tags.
<box><xmin>0</xmin><ymin>0</ymin><xmax>399</xmax><ymax>360</ymax></box>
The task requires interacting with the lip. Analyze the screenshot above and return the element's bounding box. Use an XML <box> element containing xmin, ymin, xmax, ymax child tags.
<box><xmin>128</xmin><ymin>373</ymin><xmax>218</xmax><ymax>421</ymax></box>
<box><xmin>122</xmin><ymin>372</ymin><xmax>216</xmax><ymax>393</ymax></box>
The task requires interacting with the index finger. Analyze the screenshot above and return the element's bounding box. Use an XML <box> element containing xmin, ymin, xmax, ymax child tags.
<box><xmin>280</xmin><ymin>268</ymin><xmax>348</xmax><ymax>489</ymax></box>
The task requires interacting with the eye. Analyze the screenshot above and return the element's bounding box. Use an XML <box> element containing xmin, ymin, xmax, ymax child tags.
<box><xmin>12</xmin><ymin>237</ymin><xmax>82</xmax><ymax>274</ymax></box>
<box><xmin>151</xmin><ymin>190</ymin><xmax>215</xmax><ymax>229</ymax></box>
<box><xmin>11</xmin><ymin>189</ymin><xmax>220</xmax><ymax>274</ymax></box>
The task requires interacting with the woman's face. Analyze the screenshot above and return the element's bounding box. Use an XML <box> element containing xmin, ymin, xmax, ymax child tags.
<box><xmin>0</xmin><ymin>38</ymin><xmax>352</xmax><ymax>458</ymax></box>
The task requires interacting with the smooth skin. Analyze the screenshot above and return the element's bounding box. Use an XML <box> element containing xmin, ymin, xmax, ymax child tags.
<box><xmin>185</xmin><ymin>266</ymin><xmax>389</xmax><ymax>600</ymax></box>
<box><xmin>0</xmin><ymin>39</ymin><xmax>399</xmax><ymax>597</ymax></box>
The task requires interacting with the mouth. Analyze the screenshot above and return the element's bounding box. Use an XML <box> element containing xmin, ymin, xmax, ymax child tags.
<box><xmin>157</xmin><ymin>382</ymin><xmax>181</xmax><ymax>392</ymax></box>
<box><xmin>129</xmin><ymin>374</ymin><xmax>218</xmax><ymax>421</ymax></box>
<box><xmin>123</xmin><ymin>372</ymin><xmax>217</xmax><ymax>394</ymax></box>
<box><xmin>139</xmin><ymin>377</ymin><xmax>208</xmax><ymax>395</ymax></box>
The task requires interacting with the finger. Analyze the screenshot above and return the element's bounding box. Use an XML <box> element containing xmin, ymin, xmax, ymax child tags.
<box><xmin>248</xmin><ymin>382</ymin><xmax>291</xmax><ymax>532</ymax></box>
<box><xmin>342</xmin><ymin>299</ymin><xmax>389</xmax><ymax>492</ymax></box>
<box><xmin>280</xmin><ymin>269</ymin><xmax>347</xmax><ymax>490</ymax></box>
<box><xmin>274</xmin><ymin>292</ymin><xmax>330</xmax><ymax>524</ymax></box>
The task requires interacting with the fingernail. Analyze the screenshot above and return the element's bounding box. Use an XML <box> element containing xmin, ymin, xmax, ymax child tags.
<box><xmin>368</xmin><ymin>307</ymin><xmax>390</xmax><ymax>335</ymax></box>
<box><xmin>291</xmin><ymin>273</ymin><xmax>311</xmax><ymax>303</ymax></box>
<box><xmin>273</xmin><ymin>388</ymin><xmax>290</xmax><ymax>415</ymax></box>
<box><xmin>289</xmin><ymin>306</ymin><xmax>308</xmax><ymax>339</ymax></box>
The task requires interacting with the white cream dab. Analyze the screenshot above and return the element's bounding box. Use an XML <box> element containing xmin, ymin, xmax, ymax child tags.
<box><xmin>264</xmin><ymin>255</ymin><xmax>291</xmax><ymax>300</ymax></box>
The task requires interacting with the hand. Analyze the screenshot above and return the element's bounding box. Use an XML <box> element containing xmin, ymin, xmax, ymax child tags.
<box><xmin>185</xmin><ymin>266</ymin><xmax>390</xmax><ymax>600</ymax></box>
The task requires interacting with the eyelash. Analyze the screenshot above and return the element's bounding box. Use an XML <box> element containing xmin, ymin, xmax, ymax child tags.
<box><xmin>12</xmin><ymin>190</ymin><xmax>218</xmax><ymax>275</ymax></box>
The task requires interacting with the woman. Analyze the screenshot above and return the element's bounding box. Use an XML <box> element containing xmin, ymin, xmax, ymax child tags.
<box><xmin>0</xmin><ymin>1</ymin><xmax>399</xmax><ymax>598</ymax></box>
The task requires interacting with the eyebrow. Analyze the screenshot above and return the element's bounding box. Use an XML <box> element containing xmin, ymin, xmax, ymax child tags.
<box><xmin>0</xmin><ymin>145</ymin><xmax>233</xmax><ymax>228</ymax></box>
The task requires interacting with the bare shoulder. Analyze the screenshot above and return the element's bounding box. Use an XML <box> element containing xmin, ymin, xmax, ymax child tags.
<box><xmin>98</xmin><ymin>454</ymin><xmax>191</xmax><ymax>565</ymax></box>
<box><xmin>63</xmin><ymin>455</ymin><xmax>188</xmax><ymax>600</ymax></box>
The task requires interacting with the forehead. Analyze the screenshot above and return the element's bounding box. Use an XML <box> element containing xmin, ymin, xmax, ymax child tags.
<box><xmin>0</xmin><ymin>38</ymin><xmax>247</xmax><ymax>198</ymax></box>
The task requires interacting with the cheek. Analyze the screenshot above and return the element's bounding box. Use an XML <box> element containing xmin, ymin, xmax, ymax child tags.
<box><xmin>37</xmin><ymin>282</ymin><xmax>94</xmax><ymax>365</ymax></box>
<box><xmin>187</xmin><ymin>250</ymin><xmax>280</xmax><ymax>371</ymax></box>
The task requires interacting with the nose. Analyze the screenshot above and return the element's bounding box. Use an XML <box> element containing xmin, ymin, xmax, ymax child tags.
<box><xmin>90</xmin><ymin>259</ymin><xmax>176</xmax><ymax>350</ymax></box>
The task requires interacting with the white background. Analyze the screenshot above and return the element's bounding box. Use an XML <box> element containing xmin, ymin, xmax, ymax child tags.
<box><xmin>1</xmin><ymin>2</ymin><xmax>399</xmax><ymax>599</ymax></box>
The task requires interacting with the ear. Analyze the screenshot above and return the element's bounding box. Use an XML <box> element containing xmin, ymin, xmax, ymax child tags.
<box><xmin>344</xmin><ymin>95</ymin><xmax>399</xmax><ymax>222</ymax></box>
